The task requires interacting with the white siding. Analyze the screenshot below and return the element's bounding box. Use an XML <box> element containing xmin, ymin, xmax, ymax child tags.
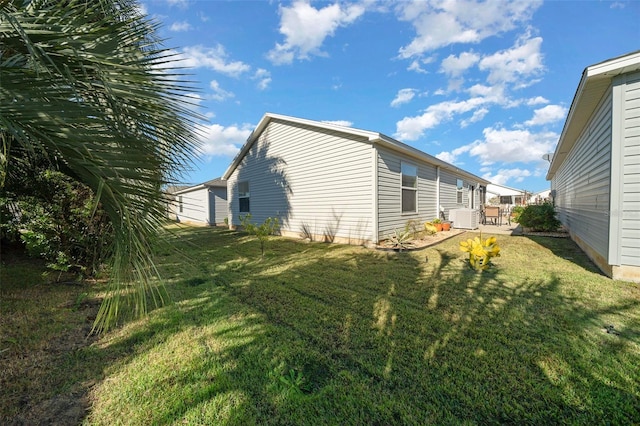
<box><xmin>376</xmin><ymin>146</ymin><xmax>438</xmax><ymax>239</ymax></box>
<box><xmin>553</xmin><ymin>87</ymin><xmax>612</xmax><ymax>260</ymax></box>
<box><xmin>175</xmin><ymin>187</ymin><xmax>209</xmax><ymax>224</ymax></box>
<box><xmin>228</xmin><ymin>119</ymin><xmax>373</xmax><ymax>243</ymax></box>
<box><xmin>620</xmin><ymin>72</ymin><xmax>640</xmax><ymax>266</ymax></box>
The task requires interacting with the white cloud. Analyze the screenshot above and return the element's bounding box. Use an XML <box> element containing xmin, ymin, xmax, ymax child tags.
<box><xmin>267</xmin><ymin>1</ymin><xmax>365</xmax><ymax>65</ymax></box>
<box><xmin>478</xmin><ymin>33</ymin><xmax>544</xmax><ymax>87</ymax></box>
<box><xmin>252</xmin><ymin>68</ymin><xmax>272</xmax><ymax>90</ymax></box>
<box><xmin>460</xmin><ymin>107</ymin><xmax>489</xmax><ymax>127</ymax></box>
<box><xmin>407</xmin><ymin>56</ymin><xmax>436</xmax><ymax>73</ymax></box>
<box><xmin>483</xmin><ymin>168</ymin><xmax>532</xmax><ymax>185</ymax></box>
<box><xmin>167</xmin><ymin>0</ymin><xmax>189</xmax><ymax>7</ymax></box>
<box><xmin>526</xmin><ymin>96</ymin><xmax>549</xmax><ymax>106</ymax></box>
<box><xmin>397</xmin><ymin>0</ymin><xmax>542</xmax><ymax>58</ymax></box>
<box><xmin>440</xmin><ymin>51</ymin><xmax>480</xmax><ymax>77</ymax></box>
<box><xmin>469</xmin><ymin>127</ymin><xmax>558</xmax><ymax>165</ymax></box>
<box><xmin>198</xmin><ymin>123</ymin><xmax>253</xmax><ymax>157</ymax></box>
<box><xmin>524</xmin><ymin>104</ymin><xmax>567</xmax><ymax>126</ymax></box>
<box><xmin>209</xmin><ymin>80</ymin><xmax>234</xmax><ymax>102</ymax></box>
<box><xmin>136</xmin><ymin>3</ymin><xmax>148</xmax><ymax>16</ymax></box>
<box><xmin>391</xmin><ymin>88</ymin><xmax>417</xmax><ymax>107</ymax></box>
<box><xmin>322</xmin><ymin>120</ymin><xmax>353</xmax><ymax>127</ymax></box>
<box><xmin>435</xmin><ymin>145</ymin><xmax>472</xmax><ymax>164</ymax></box>
<box><xmin>395</xmin><ymin>97</ymin><xmax>488</xmax><ymax>140</ymax></box>
<box><xmin>181</xmin><ymin>45</ymin><xmax>251</xmax><ymax>77</ymax></box>
<box><xmin>170</xmin><ymin>21</ymin><xmax>192</xmax><ymax>32</ymax></box>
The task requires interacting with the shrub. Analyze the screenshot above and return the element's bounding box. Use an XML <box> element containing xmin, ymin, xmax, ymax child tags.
<box><xmin>517</xmin><ymin>203</ymin><xmax>561</xmax><ymax>232</ymax></box>
<box><xmin>510</xmin><ymin>205</ymin><xmax>525</xmax><ymax>223</ymax></box>
<box><xmin>2</xmin><ymin>170</ymin><xmax>112</xmax><ymax>277</ymax></box>
<box><xmin>240</xmin><ymin>214</ymin><xmax>280</xmax><ymax>258</ymax></box>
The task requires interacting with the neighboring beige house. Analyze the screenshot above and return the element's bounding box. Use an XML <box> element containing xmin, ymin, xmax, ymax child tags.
<box><xmin>547</xmin><ymin>51</ymin><xmax>640</xmax><ymax>282</ymax></box>
<box><xmin>222</xmin><ymin>113</ymin><xmax>490</xmax><ymax>244</ymax></box>
<box><xmin>169</xmin><ymin>178</ymin><xmax>228</xmax><ymax>226</ymax></box>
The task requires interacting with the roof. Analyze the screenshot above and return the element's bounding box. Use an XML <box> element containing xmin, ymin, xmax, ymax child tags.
<box><xmin>486</xmin><ymin>183</ymin><xmax>527</xmax><ymax>196</ymax></box>
<box><xmin>170</xmin><ymin>177</ymin><xmax>226</xmax><ymax>195</ymax></box>
<box><xmin>547</xmin><ymin>50</ymin><xmax>640</xmax><ymax>180</ymax></box>
<box><xmin>222</xmin><ymin>112</ymin><xmax>490</xmax><ymax>185</ymax></box>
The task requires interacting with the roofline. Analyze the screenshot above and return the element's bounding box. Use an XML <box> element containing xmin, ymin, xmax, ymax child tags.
<box><xmin>547</xmin><ymin>50</ymin><xmax>640</xmax><ymax>180</ymax></box>
<box><xmin>486</xmin><ymin>182</ymin><xmax>528</xmax><ymax>193</ymax></box>
<box><xmin>171</xmin><ymin>178</ymin><xmax>226</xmax><ymax>195</ymax></box>
<box><xmin>222</xmin><ymin>112</ymin><xmax>490</xmax><ymax>186</ymax></box>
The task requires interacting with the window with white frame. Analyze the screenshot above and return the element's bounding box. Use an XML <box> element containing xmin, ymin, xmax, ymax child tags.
<box><xmin>178</xmin><ymin>195</ymin><xmax>183</xmax><ymax>213</ymax></box>
<box><xmin>238</xmin><ymin>181</ymin><xmax>250</xmax><ymax>213</ymax></box>
<box><xmin>456</xmin><ymin>179</ymin><xmax>464</xmax><ymax>204</ymax></box>
<box><xmin>401</xmin><ymin>162</ymin><xmax>417</xmax><ymax>213</ymax></box>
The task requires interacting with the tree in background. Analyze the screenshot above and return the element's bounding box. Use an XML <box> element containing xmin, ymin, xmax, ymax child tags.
<box><xmin>0</xmin><ymin>0</ymin><xmax>202</xmax><ymax>332</ymax></box>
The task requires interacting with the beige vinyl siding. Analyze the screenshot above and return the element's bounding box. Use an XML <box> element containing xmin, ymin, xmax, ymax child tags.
<box><xmin>228</xmin><ymin>119</ymin><xmax>373</xmax><ymax>243</ymax></box>
<box><xmin>620</xmin><ymin>72</ymin><xmax>640</xmax><ymax>266</ymax></box>
<box><xmin>175</xmin><ymin>187</ymin><xmax>209</xmax><ymax>224</ymax></box>
<box><xmin>553</xmin><ymin>87</ymin><xmax>612</xmax><ymax>260</ymax></box>
<box><xmin>377</xmin><ymin>146</ymin><xmax>437</xmax><ymax>239</ymax></box>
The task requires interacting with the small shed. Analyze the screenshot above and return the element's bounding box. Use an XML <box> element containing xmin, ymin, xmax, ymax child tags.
<box><xmin>222</xmin><ymin>113</ymin><xmax>489</xmax><ymax>244</ymax></box>
<box><xmin>169</xmin><ymin>178</ymin><xmax>228</xmax><ymax>226</ymax></box>
<box><xmin>547</xmin><ymin>51</ymin><xmax>640</xmax><ymax>282</ymax></box>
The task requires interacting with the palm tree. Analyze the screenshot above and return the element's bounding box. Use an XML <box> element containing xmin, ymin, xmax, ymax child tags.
<box><xmin>0</xmin><ymin>0</ymin><xmax>202</xmax><ymax>332</ymax></box>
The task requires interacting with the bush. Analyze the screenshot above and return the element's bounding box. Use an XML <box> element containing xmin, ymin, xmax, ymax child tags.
<box><xmin>2</xmin><ymin>170</ymin><xmax>112</xmax><ymax>276</ymax></box>
<box><xmin>239</xmin><ymin>214</ymin><xmax>280</xmax><ymax>258</ymax></box>
<box><xmin>510</xmin><ymin>205</ymin><xmax>525</xmax><ymax>223</ymax></box>
<box><xmin>517</xmin><ymin>203</ymin><xmax>561</xmax><ymax>232</ymax></box>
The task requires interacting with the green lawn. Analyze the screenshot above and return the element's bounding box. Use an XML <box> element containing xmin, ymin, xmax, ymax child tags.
<box><xmin>2</xmin><ymin>226</ymin><xmax>639</xmax><ymax>424</ymax></box>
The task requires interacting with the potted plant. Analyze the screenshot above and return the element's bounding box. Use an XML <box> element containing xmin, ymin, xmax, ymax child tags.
<box><xmin>442</xmin><ymin>220</ymin><xmax>451</xmax><ymax>231</ymax></box>
<box><xmin>432</xmin><ymin>218</ymin><xmax>443</xmax><ymax>232</ymax></box>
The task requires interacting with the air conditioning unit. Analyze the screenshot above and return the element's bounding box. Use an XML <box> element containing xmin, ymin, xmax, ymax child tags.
<box><xmin>450</xmin><ymin>208</ymin><xmax>478</xmax><ymax>230</ymax></box>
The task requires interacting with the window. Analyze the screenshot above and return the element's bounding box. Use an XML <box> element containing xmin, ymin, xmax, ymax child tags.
<box><xmin>500</xmin><ymin>195</ymin><xmax>512</xmax><ymax>205</ymax></box>
<box><xmin>456</xmin><ymin>179</ymin><xmax>464</xmax><ymax>204</ymax></box>
<box><xmin>401</xmin><ymin>162</ymin><xmax>417</xmax><ymax>213</ymax></box>
<box><xmin>238</xmin><ymin>181</ymin><xmax>250</xmax><ymax>213</ymax></box>
<box><xmin>178</xmin><ymin>195</ymin><xmax>183</xmax><ymax>213</ymax></box>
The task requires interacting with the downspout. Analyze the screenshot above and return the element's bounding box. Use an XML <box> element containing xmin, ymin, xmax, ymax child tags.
<box><xmin>205</xmin><ymin>187</ymin><xmax>212</xmax><ymax>226</ymax></box>
<box><xmin>436</xmin><ymin>166</ymin><xmax>441</xmax><ymax>217</ymax></box>
<box><xmin>372</xmin><ymin>142</ymin><xmax>379</xmax><ymax>244</ymax></box>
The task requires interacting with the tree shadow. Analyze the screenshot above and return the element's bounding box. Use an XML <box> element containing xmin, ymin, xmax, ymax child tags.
<box><xmin>524</xmin><ymin>234</ymin><xmax>605</xmax><ymax>276</ymax></box>
<box><xmin>10</xmin><ymin>228</ymin><xmax>639</xmax><ymax>424</ymax></box>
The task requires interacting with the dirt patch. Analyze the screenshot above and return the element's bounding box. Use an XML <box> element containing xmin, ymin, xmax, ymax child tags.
<box><xmin>376</xmin><ymin>228</ymin><xmax>467</xmax><ymax>251</ymax></box>
<box><xmin>1</xmin><ymin>247</ymin><xmax>102</xmax><ymax>425</ymax></box>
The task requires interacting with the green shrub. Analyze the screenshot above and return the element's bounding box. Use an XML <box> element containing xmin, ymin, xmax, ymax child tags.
<box><xmin>510</xmin><ymin>205</ymin><xmax>525</xmax><ymax>223</ymax></box>
<box><xmin>239</xmin><ymin>214</ymin><xmax>280</xmax><ymax>258</ymax></box>
<box><xmin>2</xmin><ymin>170</ymin><xmax>112</xmax><ymax>276</ymax></box>
<box><xmin>517</xmin><ymin>203</ymin><xmax>561</xmax><ymax>232</ymax></box>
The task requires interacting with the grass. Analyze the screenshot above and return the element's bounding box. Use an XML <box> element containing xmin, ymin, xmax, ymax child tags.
<box><xmin>2</xmin><ymin>226</ymin><xmax>639</xmax><ymax>424</ymax></box>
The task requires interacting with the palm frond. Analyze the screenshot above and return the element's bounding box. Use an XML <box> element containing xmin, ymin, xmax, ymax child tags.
<box><xmin>1</xmin><ymin>0</ymin><xmax>203</xmax><ymax>332</ymax></box>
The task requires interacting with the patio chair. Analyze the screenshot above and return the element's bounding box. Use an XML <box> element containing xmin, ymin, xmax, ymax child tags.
<box><xmin>484</xmin><ymin>206</ymin><xmax>501</xmax><ymax>225</ymax></box>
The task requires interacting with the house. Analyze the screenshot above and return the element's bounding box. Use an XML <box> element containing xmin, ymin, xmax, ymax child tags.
<box><xmin>169</xmin><ymin>178</ymin><xmax>228</xmax><ymax>226</ymax></box>
<box><xmin>486</xmin><ymin>183</ymin><xmax>528</xmax><ymax>206</ymax></box>
<box><xmin>222</xmin><ymin>113</ymin><xmax>490</xmax><ymax>244</ymax></box>
<box><xmin>528</xmin><ymin>189</ymin><xmax>552</xmax><ymax>205</ymax></box>
<box><xmin>546</xmin><ymin>51</ymin><xmax>640</xmax><ymax>282</ymax></box>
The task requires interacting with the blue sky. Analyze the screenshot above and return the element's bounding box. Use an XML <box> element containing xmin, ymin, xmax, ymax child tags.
<box><xmin>141</xmin><ymin>0</ymin><xmax>639</xmax><ymax>192</ymax></box>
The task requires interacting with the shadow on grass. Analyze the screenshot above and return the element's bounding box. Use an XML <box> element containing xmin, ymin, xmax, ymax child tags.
<box><xmin>8</xmin><ymin>227</ymin><xmax>638</xmax><ymax>424</ymax></box>
<box><xmin>523</xmin><ymin>234</ymin><xmax>606</xmax><ymax>276</ymax></box>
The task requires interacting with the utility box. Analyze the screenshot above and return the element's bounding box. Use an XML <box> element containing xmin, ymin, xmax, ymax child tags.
<box><xmin>449</xmin><ymin>208</ymin><xmax>478</xmax><ymax>230</ymax></box>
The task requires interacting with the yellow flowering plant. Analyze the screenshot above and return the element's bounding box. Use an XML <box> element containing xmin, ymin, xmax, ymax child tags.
<box><xmin>459</xmin><ymin>234</ymin><xmax>501</xmax><ymax>271</ymax></box>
